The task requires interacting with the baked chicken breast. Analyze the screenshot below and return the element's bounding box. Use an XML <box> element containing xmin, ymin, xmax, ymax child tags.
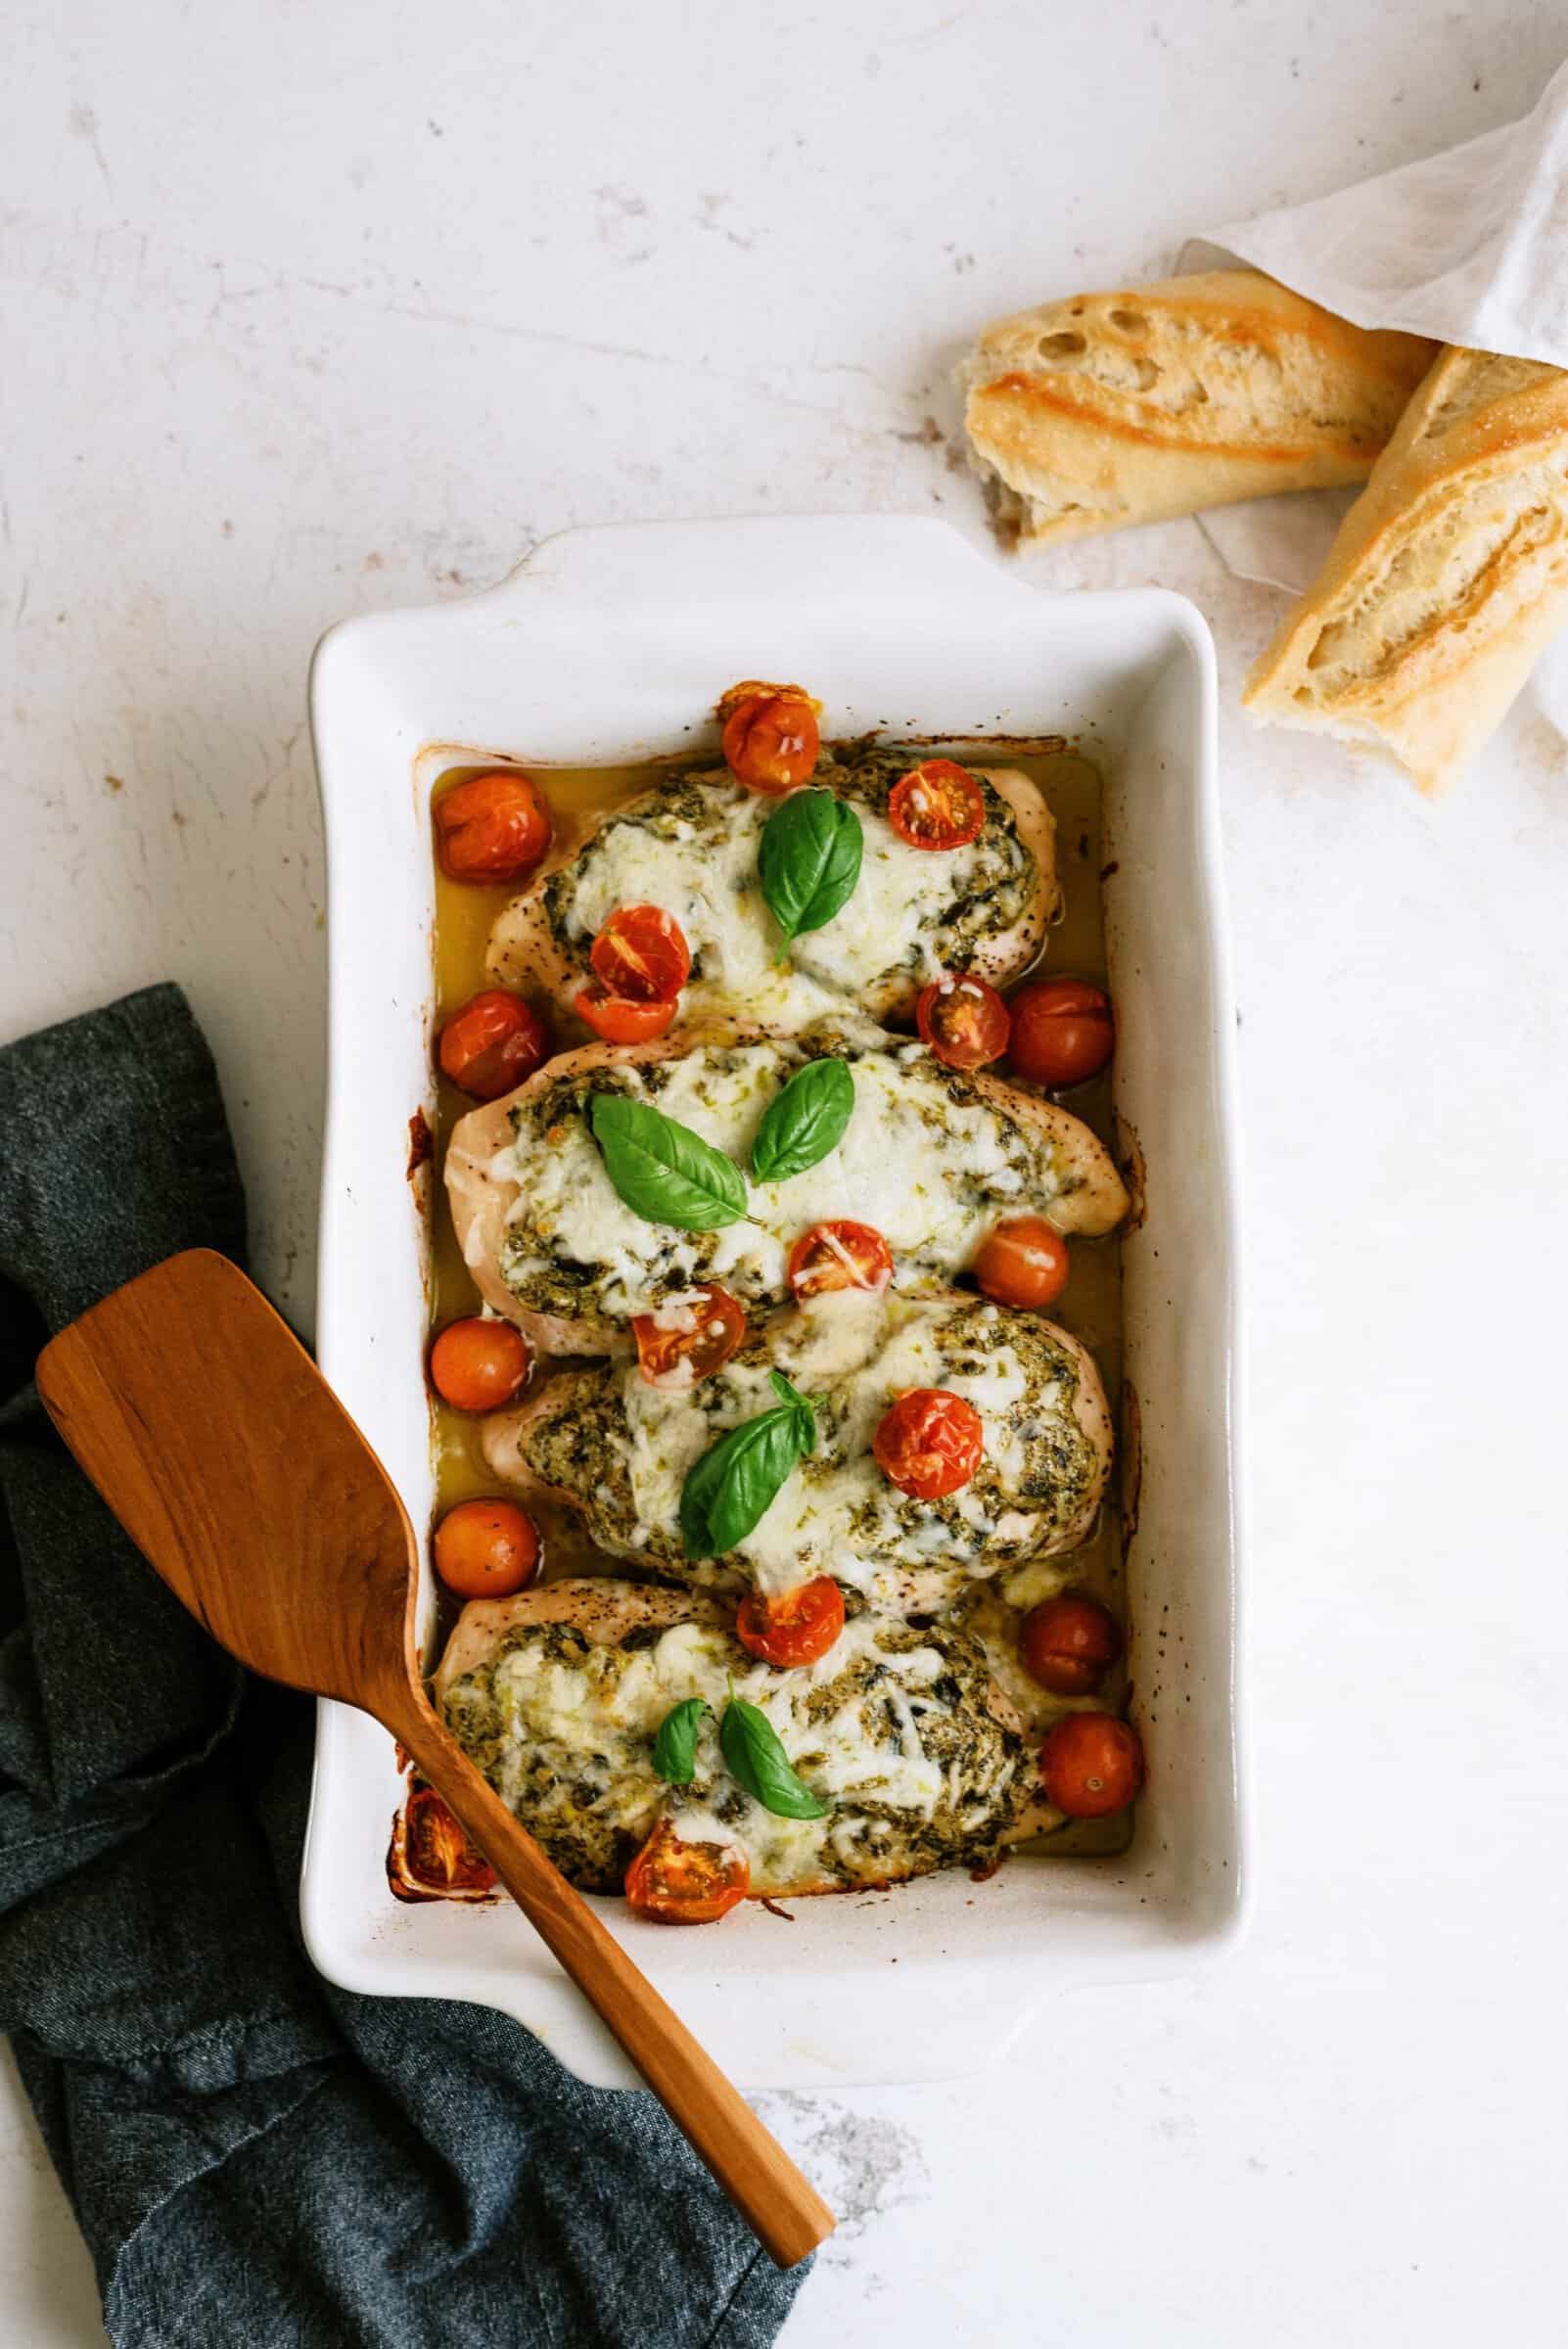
<box><xmin>435</xmin><ymin>1579</ymin><xmax>1034</xmax><ymax>1897</ymax></box>
<box><xmin>445</xmin><ymin>1021</ymin><xmax>1129</xmax><ymax>1357</ymax></box>
<box><xmin>483</xmin><ymin>1289</ymin><xmax>1113</xmax><ymax>1613</ymax></box>
<box><xmin>486</xmin><ymin>748</ymin><xmax>1057</xmax><ymax>1035</ymax></box>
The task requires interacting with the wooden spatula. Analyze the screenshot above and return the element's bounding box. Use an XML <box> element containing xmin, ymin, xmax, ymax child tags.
<box><xmin>35</xmin><ymin>1247</ymin><xmax>834</xmax><ymax>2269</ymax></box>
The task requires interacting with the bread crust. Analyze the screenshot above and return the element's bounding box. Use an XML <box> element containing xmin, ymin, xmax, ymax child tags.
<box><xmin>485</xmin><ymin>764</ymin><xmax>1056</xmax><ymax>1030</ymax></box>
<box><xmin>443</xmin><ymin>1029</ymin><xmax>1129</xmax><ymax>1357</ymax></box>
<box><xmin>1243</xmin><ymin>348</ymin><xmax>1568</xmax><ymax>793</ymax></box>
<box><xmin>962</xmin><ymin>269</ymin><xmax>1436</xmax><ymax>549</ymax></box>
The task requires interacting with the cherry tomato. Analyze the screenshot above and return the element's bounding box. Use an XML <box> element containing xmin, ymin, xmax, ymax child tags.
<box><xmin>873</xmin><ymin>1388</ymin><xmax>985</xmax><ymax>1499</ymax></box>
<box><xmin>429</xmin><ymin>1316</ymin><xmax>532</xmax><ymax>1413</ymax></box>
<box><xmin>916</xmin><ymin>975</ymin><xmax>1011</xmax><ymax>1070</ymax></box>
<box><xmin>438</xmin><ymin>989</ymin><xmax>552</xmax><ymax>1099</ymax></box>
<box><xmin>735</xmin><ymin>1577</ymin><xmax>846</xmax><ymax>1668</ymax></box>
<box><xmin>590</xmin><ymin>905</ymin><xmax>692</xmax><ymax>1004</ymax></box>
<box><xmin>973</xmin><ymin>1217</ymin><xmax>1070</xmax><ymax>1312</ymax></box>
<box><xmin>403</xmin><ymin>1788</ymin><xmax>497</xmax><ymax>1895</ymax></box>
<box><xmin>888</xmin><ymin>759</ymin><xmax>986</xmax><ymax>851</ymax></box>
<box><xmin>1038</xmin><ymin>1713</ymin><xmax>1143</xmax><ymax>1818</ymax></box>
<box><xmin>434</xmin><ymin>771</ymin><xmax>552</xmax><ymax>885</ymax></box>
<box><xmin>433</xmin><ymin>1497</ymin><xmax>540</xmax><ymax>1599</ymax></box>
<box><xmin>719</xmin><ymin>684</ymin><xmax>820</xmax><ymax>794</ymax></box>
<box><xmin>786</xmin><ymin>1221</ymin><xmax>894</xmax><ymax>1301</ymax></box>
<box><xmin>573</xmin><ymin>980</ymin><xmax>679</xmax><ymax>1044</ymax></box>
<box><xmin>632</xmin><ymin>1284</ymin><xmax>747</xmax><ymax>1389</ymax></box>
<box><xmin>624</xmin><ymin>1818</ymin><xmax>751</xmax><ymax>1925</ymax></box>
<box><xmin>1019</xmin><ymin>1593</ymin><xmax>1122</xmax><ymax>1696</ymax></box>
<box><xmin>1007</xmin><ymin>979</ymin><xmax>1116</xmax><ymax>1088</ymax></box>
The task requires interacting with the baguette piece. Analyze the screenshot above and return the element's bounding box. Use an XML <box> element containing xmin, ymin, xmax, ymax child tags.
<box><xmin>1243</xmin><ymin>348</ymin><xmax>1568</xmax><ymax>794</ymax></box>
<box><xmin>961</xmin><ymin>269</ymin><xmax>1436</xmax><ymax>549</ymax></box>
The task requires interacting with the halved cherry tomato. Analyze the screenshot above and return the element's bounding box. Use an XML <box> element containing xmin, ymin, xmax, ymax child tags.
<box><xmin>429</xmin><ymin>1316</ymin><xmax>532</xmax><ymax>1413</ymax></box>
<box><xmin>1020</xmin><ymin>1593</ymin><xmax>1122</xmax><ymax>1696</ymax></box>
<box><xmin>888</xmin><ymin>759</ymin><xmax>986</xmax><ymax>851</ymax></box>
<box><xmin>786</xmin><ymin>1221</ymin><xmax>894</xmax><ymax>1301</ymax></box>
<box><xmin>590</xmin><ymin>905</ymin><xmax>692</xmax><ymax>1004</ymax></box>
<box><xmin>438</xmin><ymin>989</ymin><xmax>552</xmax><ymax>1099</ymax></box>
<box><xmin>404</xmin><ymin>1788</ymin><xmax>497</xmax><ymax>1895</ymax></box>
<box><xmin>735</xmin><ymin>1576</ymin><xmax>846</xmax><ymax>1668</ymax></box>
<box><xmin>873</xmin><ymin>1388</ymin><xmax>985</xmax><ymax>1499</ymax></box>
<box><xmin>973</xmin><ymin>1217</ymin><xmax>1070</xmax><ymax>1312</ymax></box>
<box><xmin>1007</xmin><ymin>979</ymin><xmax>1115</xmax><ymax>1088</ymax></box>
<box><xmin>719</xmin><ymin>683</ymin><xmax>820</xmax><ymax>794</ymax></box>
<box><xmin>624</xmin><ymin>1818</ymin><xmax>751</xmax><ymax>1925</ymax></box>
<box><xmin>573</xmin><ymin>980</ymin><xmax>679</xmax><ymax>1044</ymax></box>
<box><xmin>1038</xmin><ymin>1712</ymin><xmax>1143</xmax><ymax>1818</ymax></box>
<box><xmin>434</xmin><ymin>771</ymin><xmax>552</xmax><ymax>885</ymax></box>
<box><xmin>433</xmin><ymin>1498</ymin><xmax>540</xmax><ymax>1599</ymax></box>
<box><xmin>632</xmin><ymin>1284</ymin><xmax>747</xmax><ymax>1389</ymax></box>
<box><xmin>916</xmin><ymin>975</ymin><xmax>1010</xmax><ymax>1070</ymax></box>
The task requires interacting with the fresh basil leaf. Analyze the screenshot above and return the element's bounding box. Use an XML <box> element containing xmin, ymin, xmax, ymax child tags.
<box><xmin>759</xmin><ymin>789</ymin><xmax>863</xmax><ymax>949</ymax></box>
<box><xmin>768</xmin><ymin>1369</ymin><xmax>817</xmax><ymax>1455</ymax></box>
<box><xmin>720</xmin><ymin>1695</ymin><xmax>831</xmax><ymax>1819</ymax></box>
<box><xmin>679</xmin><ymin>1387</ymin><xmax>816</xmax><ymax>1558</ymax></box>
<box><xmin>652</xmin><ymin>1697</ymin><xmax>707</xmax><ymax>1786</ymax></box>
<box><xmin>750</xmin><ymin>1056</ymin><xmax>854</xmax><ymax>1185</ymax></box>
<box><xmin>589</xmin><ymin>1093</ymin><xmax>748</xmax><ymax>1231</ymax></box>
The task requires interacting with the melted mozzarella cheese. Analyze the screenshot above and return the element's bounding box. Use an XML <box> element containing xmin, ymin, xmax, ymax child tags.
<box><xmin>558</xmin><ymin>772</ymin><xmax>1016</xmax><ymax>1015</ymax></box>
<box><xmin>502</xmin><ymin>1034</ymin><xmax>1045</xmax><ymax>1319</ymax></box>
<box><xmin>790</xmin><ymin>799</ymin><xmax>993</xmax><ymax>992</ymax></box>
<box><xmin>621</xmin><ymin>1290</ymin><xmax>1066</xmax><ymax>1597</ymax></box>
<box><xmin>465</xmin><ymin>1613</ymin><xmax>981</xmax><ymax>1890</ymax></box>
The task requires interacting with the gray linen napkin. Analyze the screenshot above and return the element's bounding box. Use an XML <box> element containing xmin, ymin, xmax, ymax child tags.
<box><xmin>0</xmin><ymin>982</ymin><xmax>808</xmax><ymax>2349</ymax></box>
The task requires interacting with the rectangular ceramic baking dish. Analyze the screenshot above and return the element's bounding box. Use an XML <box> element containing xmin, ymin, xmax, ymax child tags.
<box><xmin>303</xmin><ymin>514</ymin><xmax>1245</xmax><ymax>2090</ymax></box>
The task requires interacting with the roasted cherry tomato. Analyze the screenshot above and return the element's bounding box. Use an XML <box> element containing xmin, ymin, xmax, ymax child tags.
<box><xmin>1020</xmin><ymin>1593</ymin><xmax>1122</xmax><ymax>1696</ymax></box>
<box><xmin>438</xmin><ymin>989</ymin><xmax>552</xmax><ymax>1099</ymax></box>
<box><xmin>873</xmin><ymin>1388</ymin><xmax>985</xmax><ymax>1499</ymax></box>
<box><xmin>434</xmin><ymin>771</ymin><xmax>552</xmax><ymax>885</ymax></box>
<box><xmin>573</xmin><ymin>980</ymin><xmax>679</xmax><ymax>1044</ymax></box>
<box><xmin>786</xmin><ymin>1220</ymin><xmax>895</xmax><ymax>1300</ymax></box>
<box><xmin>719</xmin><ymin>683</ymin><xmax>820</xmax><ymax>794</ymax></box>
<box><xmin>624</xmin><ymin>1818</ymin><xmax>751</xmax><ymax>1925</ymax></box>
<box><xmin>916</xmin><ymin>975</ymin><xmax>1010</xmax><ymax>1070</ymax></box>
<box><xmin>1038</xmin><ymin>1713</ymin><xmax>1143</xmax><ymax>1818</ymax></box>
<box><xmin>403</xmin><ymin>1788</ymin><xmax>497</xmax><ymax>1895</ymax></box>
<box><xmin>1007</xmin><ymin>979</ymin><xmax>1115</xmax><ymax>1088</ymax></box>
<box><xmin>433</xmin><ymin>1497</ymin><xmax>540</xmax><ymax>1599</ymax></box>
<box><xmin>429</xmin><ymin>1316</ymin><xmax>532</xmax><ymax>1413</ymax></box>
<box><xmin>631</xmin><ymin>1284</ymin><xmax>748</xmax><ymax>1389</ymax></box>
<box><xmin>590</xmin><ymin>905</ymin><xmax>692</xmax><ymax>1003</ymax></box>
<box><xmin>973</xmin><ymin>1216</ymin><xmax>1070</xmax><ymax>1313</ymax></box>
<box><xmin>887</xmin><ymin>759</ymin><xmax>986</xmax><ymax>851</ymax></box>
<box><xmin>735</xmin><ymin>1576</ymin><xmax>846</xmax><ymax>1668</ymax></box>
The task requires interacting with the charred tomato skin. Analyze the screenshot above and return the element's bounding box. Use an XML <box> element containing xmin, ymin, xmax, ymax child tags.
<box><xmin>624</xmin><ymin>1819</ymin><xmax>751</xmax><ymax>1923</ymax></box>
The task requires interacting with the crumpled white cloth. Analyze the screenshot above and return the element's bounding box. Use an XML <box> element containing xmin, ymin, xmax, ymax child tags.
<box><xmin>1177</xmin><ymin>56</ymin><xmax>1568</xmax><ymax>732</ymax></box>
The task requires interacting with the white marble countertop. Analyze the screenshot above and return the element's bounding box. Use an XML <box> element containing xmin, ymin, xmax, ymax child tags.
<box><xmin>6</xmin><ymin>2</ymin><xmax>1568</xmax><ymax>2340</ymax></box>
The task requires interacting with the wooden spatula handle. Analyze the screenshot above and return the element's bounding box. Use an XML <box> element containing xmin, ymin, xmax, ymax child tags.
<box><xmin>394</xmin><ymin>1696</ymin><xmax>834</xmax><ymax>2270</ymax></box>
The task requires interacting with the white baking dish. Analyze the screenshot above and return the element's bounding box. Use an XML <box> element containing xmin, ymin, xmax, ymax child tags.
<box><xmin>303</xmin><ymin>515</ymin><xmax>1244</xmax><ymax>2090</ymax></box>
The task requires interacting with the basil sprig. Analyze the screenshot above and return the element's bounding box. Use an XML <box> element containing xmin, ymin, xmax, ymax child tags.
<box><xmin>652</xmin><ymin>1697</ymin><xmax>707</xmax><ymax>1786</ymax></box>
<box><xmin>679</xmin><ymin>1371</ymin><xmax>817</xmax><ymax>1559</ymax></box>
<box><xmin>589</xmin><ymin>1093</ymin><xmax>748</xmax><ymax>1230</ymax></box>
<box><xmin>721</xmin><ymin>1693</ymin><xmax>831</xmax><ymax>1819</ymax></box>
<box><xmin>759</xmin><ymin>789</ymin><xmax>863</xmax><ymax>952</ymax></box>
<box><xmin>750</xmin><ymin>1056</ymin><xmax>854</xmax><ymax>1185</ymax></box>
